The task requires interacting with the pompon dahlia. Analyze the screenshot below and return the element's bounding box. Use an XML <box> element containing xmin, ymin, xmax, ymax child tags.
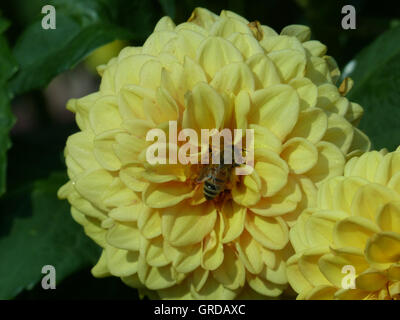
<box><xmin>58</xmin><ymin>8</ymin><xmax>370</xmax><ymax>299</ymax></box>
<box><xmin>288</xmin><ymin>148</ymin><xmax>400</xmax><ymax>300</ymax></box>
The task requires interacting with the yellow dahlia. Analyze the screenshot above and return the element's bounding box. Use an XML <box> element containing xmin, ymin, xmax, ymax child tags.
<box><xmin>288</xmin><ymin>148</ymin><xmax>400</xmax><ymax>300</ymax></box>
<box><xmin>58</xmin><ymin>8</ymin><xmax>370</xmax><ymax>299</ymax></box>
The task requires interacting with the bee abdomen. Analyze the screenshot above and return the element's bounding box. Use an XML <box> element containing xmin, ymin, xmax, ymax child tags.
<box><xmin>204</xmin><ymin>180</ymin><xmax>221</xmax><ymax>200</ymax></box>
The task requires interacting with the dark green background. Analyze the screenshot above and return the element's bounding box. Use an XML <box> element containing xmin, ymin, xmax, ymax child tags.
<box><xmin>0</xmin><ymin>0</ymin><xmax>399</xmax><ymax>299</ymax></box>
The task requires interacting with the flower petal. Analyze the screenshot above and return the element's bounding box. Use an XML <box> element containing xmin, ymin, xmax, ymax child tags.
<box><xmin>182</xmin><ymin>82</ymin><xmax>225</xmax><ymax>132</ymax></box>
<box><xmin>228</xmin><ymin>33</ymin><xmax>264</xmax><ymax>59</ymax></box>
<box><xmin>255</xmin><ymin>148</ymin><xmax>288</xmax><ymax>197</ymax></box>
<box><xmin>188</xmin><ymin>7</ymin><xmax>218</xmax><ymax>30</ymax></box>
<box><xmin>375</xmin><ymin>151</ymin><xmax>400</xmax><ymax>186</ymax></box>
<box><xmin>330</xmin><ymin>176</ymin><xmax>368</xmax><ymax>214</ymax></box>
<box><xmin>303</xmin><ymin>40</ymin><xmax>327</xmax><ymax>57</ymax></box>
<box><xmin>162</xmin><ymin>201</ymin><xmax>217</xmax><ymax>247</ymax></box>
<box><xmin>109</xmin><ymin>203</ymin><xmax>144</xmax><ymax>222</ymax></box>
<box><xmin>190</xmin><ymin>272</ymin><xmax>239</xmax><ymax>299</ymax></box>
<box><xmin>196</xmin><ymin>36</ymin><xmax>243</xmax><ymax>79</ymax></box>
<box><xmin>220</xmin><ymin>200</ymin><xmax>246</xmax><ymax>243</ymax></box>
<box><xmin>201</xmin><ymin>213</ymin><xmax>224</xmax><ymax>270</ymax></box>
<box><xmin>323</xmin><ymin>113</ymin><xmax>354</xmax><ymax>154</ymax></box>
<box><xmin>356</xmin><ymin>269</ymin><xmax>388</xmax><ymax>292</ymax></box>
<box><xmin>261</xmin><ymin>35</ymin><xmax>304</xmax><ymax>53</ymax></box>
<box><xmin>142</xmin><ymin>31</ymin><xmax>178</xmax><ymax>56</ymax></box>
<box><xmin>281</xmin><ymin>25</ymin><xmax>311</xmax><ymax>42</ymax></box>
<box><xmin>210</xmin><ymin>16</ymin><xmax>252</xmax><ymax>38</ymax></box>
<box><xmin>118</xmin><ymin>84</ymin><xmax>155</xmax><ymax>122</ymax></box>
<box><xmin>137</xmin><ymin>208</ymin><xmax>162</xmax><ymax>239</ymax></box>
<box><xmin>210</xmin><ymin>62</ymin><xmax>255</xmax><ymax>94</ymax></box>
<box><xmin>245</xmin><ymin>213</ymin><xmax>289</xmax><ymax>250</ymax></box>
<box><xmin>89</xmin><ymin>96</ymin><xmax>122</xmax><ymax>134</ymax></box>
<box><xmin>344</xmin><ymin>151</ymin><xmax>383</xmax><ymax>181</ymax></box>
<box><xmin>286</xmin><ymin>254</ymin><xmax>313</xmax><ymax>294</ymax></box>
<box><xmin>163</xmin><ymin>241</ymin><xmax>202</xmax><ymax>273</ymax></box>
<box><xmin>154</xmin><ymin>16</ymin><xmax>175</xmax><ymax>32</ymax></box>
<box><xmin>365</xmin><ymin>232</ymin><xmax>400</xmax><ymax>269</ymax></box>
<box><xmin>351</xmin><ymin>183</ymin><xmax>400</xmax><ymax>220</ymax></box>
<box><xmin>138</xmin><ymin>258</ymin><xmax>177</xmax><ymax>290</ymax></box>
<box><xmin>143</xmin><ymin>181</ymin><xmax>194</xmax><ymax>209</ymax></box>
<box><xmin>66</xmin><ymin>131</ymin><xmax>101</xmax><ymax>175</ymax></box>
<box><xmin>234</xmin><ymin>90</ymin><xmax>250</xmax><ymax>130</ymax></box>
<box><xmin>305</xmin><ymin>211</ymin><xmax>344</xmax><ymax>248</ymax></box>
<box><xmin>333</xmin><ymin>216</ymin><xmax>380</xmax><ymax>249</ymax></box>
<box><xmin>91</xmin><ymin>251</ymin><xmax>110</xmax><ymax>278</ymax></box>
<box><xmin>93</xmin><ymin>130</ymin><xmax>122</xmax><ymax>171</ymax></box>
<box><xmin>286</xmin><ymin>108</ymin><xmax>327</xmax><ymax>144</ymax></box>
<box><xmin>232</xmin><ymin>169</ymin><xmax>262</xmax><ymax>207</ymax></box>
<box><xmin>388</xmin><ymin>172</ymin><xmax>400</xmax><ymax>194</ymax></box>
<box><xmin>285</xmin><ymin>177</ymin><xmax>318</xmax><ymax>227</ymax></box>
<box><xmin>304</xmin><ymin>285</ymin><xmax>337</xmax><ymax>300</ymax></box>
<box><xmin>248</xmin><ymin>84</ymin><xmax>300</xmax><ymax>141</ymax></box>
<box><xmin>246</xmin><ymin>53</ymin><xmax>281</xmax><ymax>89</ymax></box>
<box><xmin>298</xmin><ymin>248</ymin><xmax>331</xmax><ymax>287</ymax></box>
<box><xmin>268</xmin><ymin>49</ymin><xmax>306</xmax><ymax>82</ymax></box>
<box><xmin>235</xmin><ymin>231</ymin><xmax>264</xmax><ymax>274</ymax></box>
<box><xmin>106</xmin><ymin>221</ymin><xmax>141</xmax><ymax>251</ymax></box>
<box><xmin>247</xmin><ymin>272</ymin><xmax>286</xmax><ymax>297</ymax></box>
<box><xmin>140</xmin><ymin>236</ymin><xmax>170</xmax><ymax>267</ymax></box>
<box><xmin>181</xmin><ymin>56</ymin><xmax>208</xmax><ymax>91</ymax></box>
<box><xmin>75</xmin><ymin>169</ymin><xmax>113</xmax><ymax>211</ymax></box>
<box><xmin>212</xmin><ymin>245</ymin><xmax>246</xmax><ymax>290</ymax></box>
<box><xmin>251</xmin><ymin>124</ymin><xmax>282</xmax><ymax>154</ymax></box>
<box><xmin>114</xmin><ymin>55</ymin><xmax>155</xmax><ymax>92</ymax></box>
<box><xmin>289</xmin><ymin>78</ymin><xmax>318</xmax><ymax>110</ymax></box>
<box><xmin>250</xmin><ymin>176</ymin><xmax>302</xmax><ymax>216</ymax></box>
<box><xmin>281</xmin><ymin>137</ymin><xmax>318</xmax><ymax>174</ymax></box>
<box><xmin>105</xmin><ymin>245</ymin><xmax>139</xmax><ymax>277</ymax></box>
<box><xmin>376</xmin><ymin>201</ymin><xmax>400</xmax><ymax>233</ymax></box>
<box><xmin>119</xmin><ymin>165</ymin><xmax>149</xmax><ymax>192</ymax></box>
<box><xmin>307</xmin><ymin>141</ymin><xmax>345</xmax><ymax>186</ymax></box>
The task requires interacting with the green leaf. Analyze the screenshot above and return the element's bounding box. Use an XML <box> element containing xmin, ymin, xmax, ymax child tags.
<box><xmin>8</xmin><ymin>0</ymin><xmax>134</xmax><ymax>95</ymax></box>
<box><xmin>0</xmin><ymin>172</ymin><xmax>100</xmax><ymax>299</ymax></box>
<box><xmin>0</xmin><ymin>17</ymin><xmax>18</xmax><ymax>197</ymax></box>
<box><xmin>347</xmin><ymin>25</ymin><xmax>400</xmax><ymax>151</ymax></box>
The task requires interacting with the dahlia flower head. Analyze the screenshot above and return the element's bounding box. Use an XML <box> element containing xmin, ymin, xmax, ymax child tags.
<box><xmin>288</xmin><ymin>148</ymin><xmax>400</xmax><ymax>300</ymax></box>
<box><xmin>58</xmin><ymin>8</ymin><xmax>370</xmax><ymax>299</ymax></box>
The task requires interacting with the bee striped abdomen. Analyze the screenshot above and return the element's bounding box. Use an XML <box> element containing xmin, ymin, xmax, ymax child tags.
<box><xmin>204</xmin><ymin>180</ymin><xmax>222</xmax><ymax>200</ymax></box>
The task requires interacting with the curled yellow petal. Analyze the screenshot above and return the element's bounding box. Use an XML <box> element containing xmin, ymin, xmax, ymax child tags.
<box><xmin>162</xmin><ymin>201</ymin><xmax>217</xmax><ymax>246</ymax></box>
<box><xmin>281</xmin><ymin>137</ymin><xmax>318</xmax><ymax>174</ymax></box>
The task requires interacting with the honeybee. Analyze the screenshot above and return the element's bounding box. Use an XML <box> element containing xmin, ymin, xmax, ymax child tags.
<box><xmin>196</xmin><ymin>146</ymin><xmax>242</xmax><ymax>200</ymax></box>
<box><xmin>196</xmin><ymin>162</ymin><xmax>235</xmax><ymax>200</ymax></box>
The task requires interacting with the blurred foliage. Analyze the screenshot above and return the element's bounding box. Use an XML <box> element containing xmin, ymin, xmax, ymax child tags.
<box><xmin>0</xmin><ymin>0</ymin><xmax>399</xmax><ymax>299</ymax></box>
<box><xmin>0</xmin><ymin>17</ymin><xmax>17</xmax><ymax>196</ymax></box>
<box><xmin>347</xmin><ymin>25</ymin><xmax>400</xmax><ymax>151</ymax></box>
<box><xmin>0</xmin><ymin>172</ymin><xmax>100</xmax><ymax>299</ymax></box>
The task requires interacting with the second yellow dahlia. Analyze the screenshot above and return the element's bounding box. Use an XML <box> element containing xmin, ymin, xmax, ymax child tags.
<box><xmin>288</xmin><ymin>148</ymin><xmax>400</xmax><ymax>300</ymax></box>
<box><xmin>58</xmin><ymin>8</ymin><xmax>370</xmax><ymax>299</ymax></box>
